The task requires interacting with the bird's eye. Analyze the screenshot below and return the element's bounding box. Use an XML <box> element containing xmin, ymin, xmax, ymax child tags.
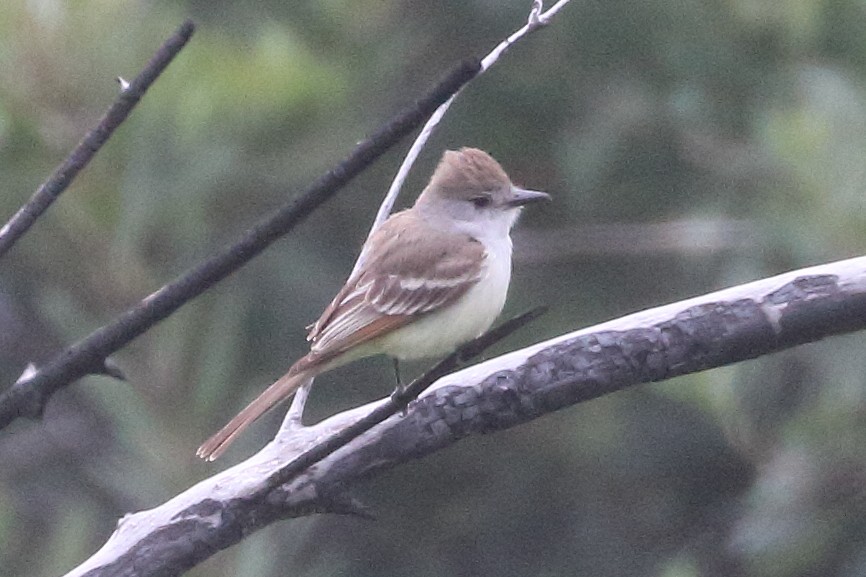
<box><xmin>471</xmin><ymin>196</ymin><xmax>492</xmax><ymax>208</ymax></box>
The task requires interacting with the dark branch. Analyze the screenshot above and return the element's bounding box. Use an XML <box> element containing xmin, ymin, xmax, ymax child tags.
<box><xmin>261</xmin><ymin>307</ymin><xmax>546</xmax><ymax>491</ymax></box>
<box><xmin>0</xmin><ymin>20</ymin><xmax>196</xmax><ymax>259</ymax></box>
<box><xmin>0</xmin><ymin>57</ymin><xmax>482</xmax><ymax>429</ymax></box>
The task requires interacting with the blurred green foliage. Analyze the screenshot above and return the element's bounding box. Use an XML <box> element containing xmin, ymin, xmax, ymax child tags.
<box><xmin>3</xmin><ymin>0</ymin><xmax>866</xmax><ymax>576</ymax></box>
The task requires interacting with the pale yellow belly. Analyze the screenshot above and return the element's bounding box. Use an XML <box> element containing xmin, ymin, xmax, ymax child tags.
<box><xmin>375</xmin><ymin>246</ymin><xmax>511</xmax><ymax>360</ymax></box>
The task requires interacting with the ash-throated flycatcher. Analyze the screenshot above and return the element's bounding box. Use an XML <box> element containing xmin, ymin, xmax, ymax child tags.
<box><xmin>197</xmin><ymin>147</ymin><xmax>549</xmax><ymax>460</ymax></box>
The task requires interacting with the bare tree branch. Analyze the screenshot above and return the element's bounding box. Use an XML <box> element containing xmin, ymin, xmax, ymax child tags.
<box><xmin>0</xmin><ymin>57</ymin><xmax>481</xmax><ymax>429</ymax></box>
<box><xmin>0</xmin><ymin>20</ymin><xmax>196</xmax><ymax>259</ymax></box>
<box><xmin>355</xmin><ymin>0</ymin><xmax>575</xmax><ymax>277</ymax></box>
<box><xmin>65</xmin><ymin>255</ymin><xmax>866</xmax><ymax>577</ymax></box>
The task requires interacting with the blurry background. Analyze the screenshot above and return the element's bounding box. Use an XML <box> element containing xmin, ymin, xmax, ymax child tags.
<box><xmin>2</xmin><ymin>1</ymin><xmax>866</xmax><ymax>576</ymax></box>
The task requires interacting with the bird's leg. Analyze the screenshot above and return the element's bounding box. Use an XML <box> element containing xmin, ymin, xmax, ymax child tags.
<box><xmin>392</xmin><ymin>358</ymin><xmax>403</xmax><ymax>390</ymax></box>
<box><xmin>389</xmin><ymin>358</ymin><xmax>410</xmax><ymax>416</ymax></box>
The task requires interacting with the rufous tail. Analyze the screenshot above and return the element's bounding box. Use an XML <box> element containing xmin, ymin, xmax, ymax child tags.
<box><xmin>196</xmin><ymin>369</ymin><xmax>313</xmax><ymax>461</ymax></box>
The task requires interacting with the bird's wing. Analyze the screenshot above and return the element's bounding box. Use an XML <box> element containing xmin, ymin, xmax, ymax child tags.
<box><xmin>306</xmin><ymin>210</ymin><xmax>485</xmax><ymax>358</ymax></box>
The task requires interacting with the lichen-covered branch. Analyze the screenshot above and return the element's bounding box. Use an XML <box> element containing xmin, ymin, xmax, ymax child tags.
<box><xmin>66</xmin><ymin>255</ymin><xmax>866</xmax><ymax>577</ymax></box>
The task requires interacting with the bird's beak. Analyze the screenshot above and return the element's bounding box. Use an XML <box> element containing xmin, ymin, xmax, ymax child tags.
<box><xmin>507</xmin><ymin>187</ymin><xmax>551</xmax><ymax>207</ymax></box>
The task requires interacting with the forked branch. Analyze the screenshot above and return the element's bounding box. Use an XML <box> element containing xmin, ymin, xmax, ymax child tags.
<box><xmin>0</xmin><ymin>58</ymin><xmax>480</xmax><ymax>428</ymax></box>
<box><xmin>65</xmin><ymin>255</ymin><xmax>866</xmax><ymax>577</ymax></box>
<box><xmin>0</xmin><ymin>20</ymin><xmax>195</xmax><ymax>258</ymax></box>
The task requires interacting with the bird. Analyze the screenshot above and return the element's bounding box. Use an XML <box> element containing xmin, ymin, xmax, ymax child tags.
<box><xmin>197</xmin><ymin>147</ymin><xmax>550</xmax><ymax>460</ymax></box>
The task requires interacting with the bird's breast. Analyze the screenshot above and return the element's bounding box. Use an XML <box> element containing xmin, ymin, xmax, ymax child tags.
<box><xmin>377</xmin><ymin>236</ymin><xmax>512</xmax><ymax>360</ymax></box>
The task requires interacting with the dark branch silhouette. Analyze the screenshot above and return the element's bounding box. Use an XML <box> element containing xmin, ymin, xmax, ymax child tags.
<box><xmin>64</xmin><ymin>256</ymin><xmax>866</xmax><ymax>577</ymax></box>
<box><xmin>0</xmin><ymin>57</ymin><xmax>482</xmax><ymax>430</ymax></box>
<box><xmin>0</xmin><ymin>20</ymin><xmax>196</xmax><ymax>259</ymax></box>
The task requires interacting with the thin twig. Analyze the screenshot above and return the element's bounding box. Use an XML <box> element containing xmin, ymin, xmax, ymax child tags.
<box><xmin>0</xmin><ymin>20</ymin><xmax>196</xmax><ymax>259</ymax></box>
<box><xmin>352</xmin><ymin>0</ymin><xmax>575</xmax><ymax>277</ymax></box>
<box><xmin>261</xmin><ymin>306</ymin><xmax>546</xmax><ymax>492</ymax></box>
<box><xmin>0</xmin><ymin>58</ymin><xmax>481</xmax><ymax>430</ymax></box>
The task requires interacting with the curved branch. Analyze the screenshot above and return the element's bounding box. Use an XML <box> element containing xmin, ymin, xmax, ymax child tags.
<box><xmin>65</xmin><ymin>255</ymin><xmax>866</xmax><ymax>577</ymax></box>
<box><xmin>353</xmin><ymin>0</ymin><xmax>575</xmax><ymax>277</ymax></box>
<box><xmin>0</xmin><ymin>20</ymin><xmax>196</xmax><ymax>259</ymax></box>
<box><xmin>0</xmin><ymin>58</ymin><xmax>481</xmax><ymax>429</ymax></box>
